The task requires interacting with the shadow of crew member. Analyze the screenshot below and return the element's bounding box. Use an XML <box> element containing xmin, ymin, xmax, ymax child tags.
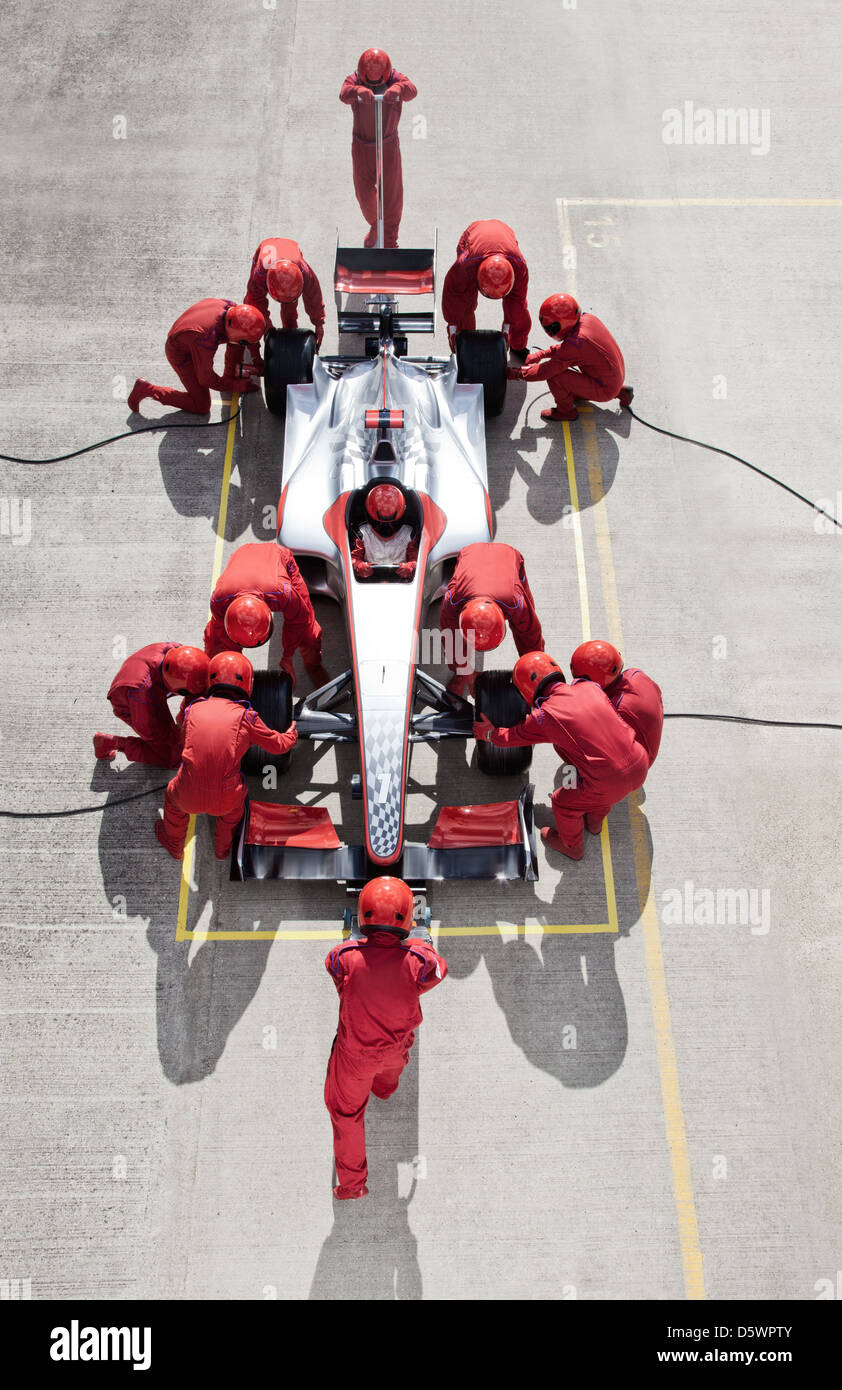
<box><xmin>310</xmin><ymin>1046</ymin><xmax>423</xmax><ymax>1301</ymax></box>
<box><xmin>94</xmin><ymin>758</ymin><xmax>273</xmax><ymax>1085</ymax></box>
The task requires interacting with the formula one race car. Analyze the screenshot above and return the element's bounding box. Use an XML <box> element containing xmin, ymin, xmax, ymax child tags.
<box><xmin>231</xmin><ymin>238</ymin><xmax>537</xmax><ymax>890</ymax></box>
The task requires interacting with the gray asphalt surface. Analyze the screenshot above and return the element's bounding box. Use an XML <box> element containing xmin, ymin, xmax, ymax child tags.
<box><xmin>1</xmin><ymin>0</ymin><xmax>840</xmax><ymax>1300</ymax></box>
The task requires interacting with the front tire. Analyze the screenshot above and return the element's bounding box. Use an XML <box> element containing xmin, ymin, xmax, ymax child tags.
<box><xmin>263</xmin><ymin>329</ymin><xmax>315</xmax><ymax>417</ymax></box>
<box><xmin>455</xmin><ymin>329</ymin><xmax>508</xmax><ymax>418</ymax></box>
<box><xmin>241</xmin><ymin>670</ymin><xmax>294</xmax><ymax>777</ymax></box>
<box><xmin>473</xmin><ymin>669</ymin><xmax>532</xmax><ymax>776</ymax></box>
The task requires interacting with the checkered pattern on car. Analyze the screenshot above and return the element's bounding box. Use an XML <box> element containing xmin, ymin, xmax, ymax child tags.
<box><xmin>362</xmin><ymin>711</ymin><xmax>406</xmax><ymax>860</ymax></box>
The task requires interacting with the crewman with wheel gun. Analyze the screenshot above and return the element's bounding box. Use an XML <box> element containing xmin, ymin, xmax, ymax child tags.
<box><xmin>324</xmin><ymin>877</ymin><xmax>447</xmax><ymax>1200</ymax></box>
<box><xmin>93</xmin><ymin>643</ymin><xmax>209</xmax><ymax>768</ymax></box>
<box><xmin>474</xmin><ymin>652</ymin><xmax>649</xmax><ymax>859</ymax></box>
<box><xmin>128</xmin><ymin>299</ymin><xmax>266</xmax><ymax>414</ymax></box>
<box><xmin>507</xmin><ymin>294</ymin><xmax>633</xmax><ymax>422</ymax></box>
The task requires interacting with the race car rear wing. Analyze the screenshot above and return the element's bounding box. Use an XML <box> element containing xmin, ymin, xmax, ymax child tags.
<box><xmin>334</xmin><ymin>246</ymin><xmax>435</xmax><ymax>296</ymax></box>
<box><xmin>334</xmin><ymin>243</ymin><xmax>437</xmax><ymax>340</ymax></box>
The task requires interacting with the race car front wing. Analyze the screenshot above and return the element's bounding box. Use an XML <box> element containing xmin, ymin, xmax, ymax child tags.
<box><xmin>230</xmin><ymin>783</ymin><xmax>538</xmax><ymax>886</ymax></box>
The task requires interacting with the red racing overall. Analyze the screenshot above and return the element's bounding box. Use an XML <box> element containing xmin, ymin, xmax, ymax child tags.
<box><xmin>203</xmin><ymin>542</ymin><xmax>323</xmax><ymax>672</ymax></box>
<box><xmin>324</xmin><ymin>932</ymin><xmax>447</xmax><ymax>1194</ymax></box>
<box><xmin>486</xmin><ymin>677</ymin><xmax>649</xmax><ymax>852</ymax></box>
<box><xmin>223</xmin><ymin>238</ymin><xmax>326</xmax><ymax>376</ymax></box>
<box><xmin>158</xmin><ymin>695</ymin><xmax>296</xmax><ymax>858</ymax></box>
<box><xmin>521</xmin><ymin>312</ymin><xmax>625</xmax><ymax>412</ymax></box>
<box><xmin>439</xmin><ymin>543</ymin><xmax>544</xmax><ymax>666</ymax></box>
<box><xmin>441</xmin><ymin>220</ymin><xmax>531</xmax><ymax>351</ymax></box>
<box><xmin>149</xmin><ymin>299</ymin><xmax>258</xmax><ymax>413</ymax></box>
<box><xmin>105</xmin><ymin>641</ymin><xmax>182</xmax><ymax>767</ymax></box>
<box><xmin>339</xmin><ymin>69</ymin><xmax>417</xmax><ymax>248</ymax></box>
<box><xmin>605</xmin><ymin>668</ymin><xmax>664</xmax><ymax>765</ymax></box>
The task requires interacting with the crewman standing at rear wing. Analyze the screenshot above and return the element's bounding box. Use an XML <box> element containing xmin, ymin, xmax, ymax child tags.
<box><xmin>507</xmin><ymin>294</ymin><xmax>633</xmax><ymax>422</ymax></box>
<box><xmin>203</xmin><ymin>541</ymin><xmax>329</xmax><ymax>691</ymax></box>
<box><xmin>324</xmin><ymin>877</ymin><xmax>447</xmax><ymax>1200</ymax></box>
<box><xmin>340</xmin><ymin>48</ymin><xmax>417</xmax><ymax>249</ymax></box>
<box><xmin>127</xmin><ymin>299</ymin><xmax>266</xmax><ymax>415</ymax></box>
<box><xmin>441</xmin><ymin>219</ymin><xmax>532</xmax><ymax>358</ymax></box>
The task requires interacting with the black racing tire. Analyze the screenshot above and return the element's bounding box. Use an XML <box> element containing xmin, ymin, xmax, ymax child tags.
<box><xmin>241</xmin><ymin>670</ymin><xmax>294</xmax><ymax>777</ymax></box>
<box><xmin>263</xmin><ymin>328</ymin><xmax>316</xmax><ymax>417</ymax></box>
<box><xmin>473</xmin><ymin>669</ymin><xmax>533</xmax><ymax>776</ymax></box>
<box><xmin>455</xmin><ymin>330</ymin><xmax>508</xmax><ymax>418</ymax></box>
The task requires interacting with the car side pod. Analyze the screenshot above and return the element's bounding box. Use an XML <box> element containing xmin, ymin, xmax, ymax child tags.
<box><xmin>230</xmin><ymin>786</ymin><xmax>538</xmax><ymax>884</ymax></box>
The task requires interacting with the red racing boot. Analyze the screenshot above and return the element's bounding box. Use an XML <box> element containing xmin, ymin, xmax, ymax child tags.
<box><xmin>154</xmin><ymin>819</ymin><xmax>184</xmax><ymax>860</ymax></box>
<box><xmin>333</xmin><ymin>1184</ymin><xmax>369</xmax><ymax>1200</ymax></box>
<box><xmin>541</xmin><ymin>826</ymin><xmax>585</xmax><ymax>860</ymax></box>
<box><xmin>93</xmin><ymin>733</ymin><xmax>118</xmax><ymax>761</ymax></box>
<box><xmin>127</xmin><ymin>378</ymin><xmax>153</xmax><ymax>412</ymax></box>
<box><xmin>585</xmin><ymin>812</ymin><xmax>605</xmax><ymax>835</ymax></box>
<box><xmin>541</xmin><ymin>405</ymin><xmax>579</xmax><ymax>423</ymax></box>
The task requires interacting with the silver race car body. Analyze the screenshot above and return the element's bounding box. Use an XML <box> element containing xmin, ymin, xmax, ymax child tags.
<box><xmin>278</xmin><ymin>351</ymin><xmax>492</xmax><ymax>867</ymax></box>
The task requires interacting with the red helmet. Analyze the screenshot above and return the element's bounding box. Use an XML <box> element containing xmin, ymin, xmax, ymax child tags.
<box><xmin>459</xmin><ymin>599</ymin><xmax>506</xmax><ymax>652</ymax></box>
<box><xmin>357</xmin><ymin>48</ymin><xmax>392</xmax><ymax>84</ymax></box>
<box><xmin>477</xmin><ymin>255</ymin><xmax>515</xmax><ymax>300</ymax></box>
<box><xmin>208</xmin><ymin>651</ymin><xmax>254</xmax><ymax>697</ymax></box>
<box><xmin>358</xmin><ymin>876</ymin><xmax>415</xmax><ymax>935</ymax></box>
<box><xmin>224</xmin><ymin>595</ymin><xmax>273</xmax><ymax>647</ymax></box>
<box><xmin>513</xmin><ymin>651</ymin><xmax>564</xmax><ymax>704</ymax></box>
<box><xmin>539</xmin><ymin>293</ymin><xmax>580</xmax><ymax>338</ymax></box>
<box><xmin>570</xmin><ymin>639</ymin><xmax>623</xmax><ymax>688</ymax></box>
<box><xmin>267</xmin><ymin>260</ymin><xmax>304</xmax><ymax>303</ymax></box>
<box><xmin>365</xmin><ymin>484</ymin><xmax>406</xmax><ymax>523</ymax></box>
<box><xmin>161</xmin><ymin>645</ymin><xmax>210</xmax><ymax>695</ymax></box>
<box><xmin>225</xmin><ymin>303</ymin><xmax>266</xmax><ymax>343</ymax></box>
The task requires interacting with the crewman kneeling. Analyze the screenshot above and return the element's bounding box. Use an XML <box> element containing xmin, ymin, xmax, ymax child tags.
<box><xmin>570</xmin><ymin>640</ymin><xmax>663</xmax><ymax>769</ymax></box>
<box><xmin>153</xmin><ymin>652</ymin><xmax>297</xmax><ymax>861</ymax></box>
<box><xmin>351</xmin><ymin>484</ymin><xmax>418</xmax><ymax>580</ymax></box>
<box><xmin>508</xmin><ymin>294</ymin><xmax>633</xmax><ymax>422</ymax></box>
<box><xmin>439</xmin><ymin>541</ymin><xmax>544</xmax><ymax>697</ymax></box>
<box><xmin>94</xmin><ymin>643</ymin><xmax>209</xmax><ymax>768</ymax></box>
<box><xmin>324</xmin><ymin>877</ymin><xmax>447</xmax><ymax>1200</ymax></box>
<box><xmin>473</xmin><ymin>651</ymin><xmax>648</xmax><ymax>859</ymax></box>
<box><xmin>204</xmin><ymin>541</ymin><xmax>328</xmax><ymax>690</ymax></box>
<box><xmin>128</xmin><ymin>300</ymin><xmax>266</xmax><ymax>415</ymax></box>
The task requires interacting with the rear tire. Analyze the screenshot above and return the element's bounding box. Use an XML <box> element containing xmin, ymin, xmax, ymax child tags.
<box><xmin>473</xmin><ymin>669</ymin><xmax>532</xmax><ymax>776</ymax></box>
<box><xmin>241</xmin><ymin>670</ymin><xmax>294</xmax><ymax>777</ymax></box>
<box><xmin>264</xmin><ymin>329</ymin><xmax>315</xmax><ymax>417</ymax></box>
<box><xmin>456</xmin><ymin>330</ymin><xmax>508</xmax><ymax>418</ymax></box>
